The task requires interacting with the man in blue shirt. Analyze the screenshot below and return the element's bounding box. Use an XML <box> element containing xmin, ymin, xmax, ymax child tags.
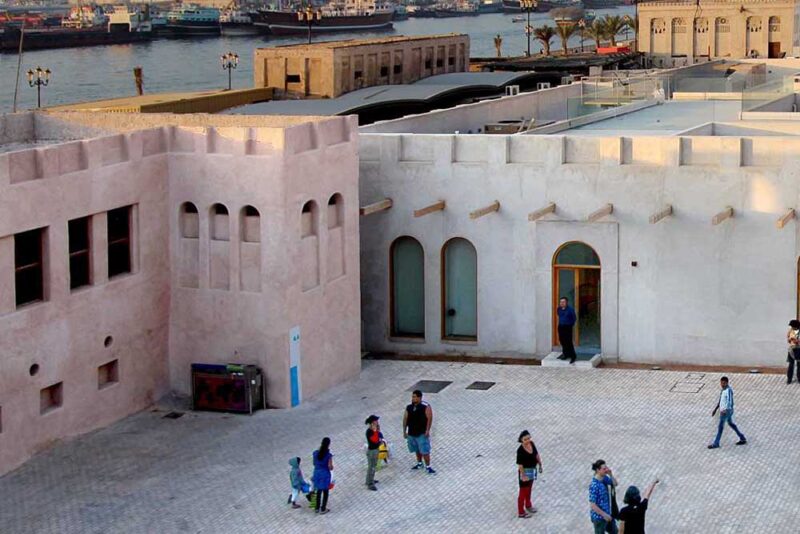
<box><xmin>708</xmin><ymin>376</ymin><xmax>747</xmax><ymax>449</ymax></box>
<box><xmin>589</xmin><ymin>459</ymin><xmax>618</xmax><ymax>534</ymax></box>
<box><xmin>556</xmin><ymin>297</ymin><xmax>577</xmax><ymax>364</ymax></box>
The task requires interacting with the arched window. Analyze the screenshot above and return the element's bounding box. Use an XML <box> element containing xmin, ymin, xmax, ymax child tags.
<box><xmin>209</xmin><ymin>203</ymin><xmax>230</xmax><ymax>290</ymax></box>
<box><xmin>441</xmin><ymin>238</ymin><xmax>477</xmax><ymax>340</ymax></box>
<box><xmin>301</xmin><ymin>200</ymin><xmax>320</xmax><ymax>290</ymax></box>
<box><xmin>210</xmin><ymin>203</ymin><xmax>229</xmax><ymax>241</ymax></box>
<box><xmin>240</xmin><ymin>205</ymin><xmax>261</xmax><ymax>292</ymax></box>
<box><xmin>554</xmin><ymin>242</ymin><xmax>600</xmax><ymax>266</ymax></box>
<box><xmin>327</xmin><ymin>193</ymin><xmax>343</xmax><ymax>229</ymax></box>
<box><xmin>180</xmin><ymin>202</ymin><xmax>199</xmax><ymax>238</ymax></box>
<box><xmin>301</xmin><ymin>200</ymin><xmax>318</xmax><ymax>238</ymax></box>
<box><xmin>241</xmin><ymin>205</ymin><xmax>260</xmax><ymax>243</ymax></box>
<box><xmin>391</xmin><ymin>237</ymin><xmax>425</xmax><ymax>338</ymax></box>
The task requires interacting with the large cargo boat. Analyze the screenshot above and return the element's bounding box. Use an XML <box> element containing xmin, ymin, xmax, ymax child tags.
<box><xmin>502</xmin><ymin>0</ymin><xmax>577</xmax><ymax>12</ymax></box>
<box><xmin>254</xmin><ymin>0</ymin><xmax>393</xmax><ymax>35</ymax></box>
<box><xmin>0</xmin><ymin>5</ymin><xmax>152</xmax><ymax>52</ymax></box>
<box><xmin>433</xmin><ymin>1</ymin><xmax>480</xmax><ymax>17</ymax></box>
<box><xmin>581</xmin><ymin>0</ymin><xmax>628</xmax><ymax>9</ymax></box>
<box><xmin>165</xmin><ymin>4</ymin><xmax>220</xmax><ymax>36</ymax></box>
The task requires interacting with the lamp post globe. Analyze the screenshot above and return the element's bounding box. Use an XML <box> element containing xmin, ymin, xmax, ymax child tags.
<box><xmin>221</xmin><ymin>51</ymin><xmax>239</xmax><ymax>91</ymax></box>
<box><xmin>27</xmin><ymin>66</ymin><xmax>51</xmax><ymax>109</ymax></box>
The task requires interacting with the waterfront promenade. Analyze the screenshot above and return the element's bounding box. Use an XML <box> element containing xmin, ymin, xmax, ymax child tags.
<box><xmin>0</xmin><ymin>8</ymin><xmax>633</xmax><ymax>113</ymax></box>
<box><xmin>0</xmin><ymin>359</ymin><xmax>797</xmax><ymax>533</ymax></box>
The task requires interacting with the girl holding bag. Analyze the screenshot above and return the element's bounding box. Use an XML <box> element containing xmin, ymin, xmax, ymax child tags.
<box><xmin>516</xmin><ymin>430</ymin><xmax>543</xmax><ymax>519</ymax></box>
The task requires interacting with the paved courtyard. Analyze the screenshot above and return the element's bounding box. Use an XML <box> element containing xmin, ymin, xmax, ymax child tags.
<box><xmin>1</xmin><ymin>360</ymin><xmax>799</xmax><ymax>533</ymax></box>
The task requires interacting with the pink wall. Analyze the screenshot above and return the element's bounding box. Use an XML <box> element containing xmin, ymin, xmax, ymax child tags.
<box><xmin>0</xmin><ymin>114</ymin><xmax>362</xmax><ymax>475</ymax></box>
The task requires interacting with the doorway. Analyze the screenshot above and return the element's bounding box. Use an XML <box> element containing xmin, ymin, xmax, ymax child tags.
<box><xmin>553</xmin><ymin>242</ymin><xmax>601</xmax><ymax>354</ymax></box>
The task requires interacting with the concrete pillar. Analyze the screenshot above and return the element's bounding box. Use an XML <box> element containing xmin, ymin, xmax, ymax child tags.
<box><xmin>92</xmin><ymin>212</ymin><xmax>108</xmax><ymax>286</ymax></box>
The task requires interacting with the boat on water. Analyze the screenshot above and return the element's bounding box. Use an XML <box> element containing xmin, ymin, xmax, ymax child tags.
<box><xmin>254</xmin><ymin>0</ymin><xmax>393</xmax><ymax>36</ymax></box>
<box><xmin>511</xmin><ymin>14</ymin><xmax>524</xmax><ymax>22</ymax></box>
<box><xmin>220</xmin><ymin>9</ymin><xmax>259</xmax><ymax>35</ymax></box>
<box><xmin>433</xmin><ymin>0</ymin><xmax>480</xmax><ymax>18</ymax></box>
<box><xmin>581</xmin><ymin>0</ymin><xmax>628</xmax><ymax>8</ymax></box>
<box><xmin>0</xmin><ymin>5</ymin><xmax>152</xmax><ymax>52</ymax></box>
<box><xmin>165</xmin><ymin>4</ymin><xmax>220</xmax><ymax>36</ymax></box>
<box><xmin>502</xmin><ymin>0</ymin><xmax>578</xmax><ymax>13</ymax></box>
<box><xmin>478</xmin><ymin>0</ymin><xmax>504</xmax><ymax>13</ymax></box>
<box><xmin>393</xmin><ymin>4</ymin><xmax>409</xmax><ymax>20</ymax></box>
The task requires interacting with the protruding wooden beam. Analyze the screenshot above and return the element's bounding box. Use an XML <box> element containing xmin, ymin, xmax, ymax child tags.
<box><xmin>414</xmin><ymin>200</ymin><xmax>446</xmax><ymax>218</ymax></box>
<box><xmin>777</xmin><ymin>208</ymin><xmax>796</xmax><ymax>229</ymax></box>
<box><xmin>470</xmin><ymin>200</ymin><xmax>500</xmax><ymax>220</ymax></box>
<box><xmin>528</xmin><ymin>202</ymin><xmax>556</xmax><ymax>222</ymax></box>
<box><xmin>359</xmin><ymin>198</ymin><xmax>393</xmax><ymax>216</ymax></box>
<box><xmin>648</xmin><ymin>204</ymin><xmax>673</xmax><ymax>224</ymax></box>
<box><xmin>711</xmin><ymin>206</ymin><xmax>734</xmax><ymax>226</ymax></box>
<box><xmin>586</xmin><ymin>203</ymin><xmax>614</xmax><ymax>223</ymax></box>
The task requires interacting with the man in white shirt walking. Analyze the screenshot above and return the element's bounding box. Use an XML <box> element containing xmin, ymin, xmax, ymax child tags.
<box><xmin>708</xmin><ymin>376</ymin><xmax>747</xmax><ymax>449</ymax></box>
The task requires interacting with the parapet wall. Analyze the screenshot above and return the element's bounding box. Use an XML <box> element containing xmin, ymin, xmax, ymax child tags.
<box><xmin>360</xmin><ymin>132</ymin><xmax>800</xmax><ymax>167</ymax></box>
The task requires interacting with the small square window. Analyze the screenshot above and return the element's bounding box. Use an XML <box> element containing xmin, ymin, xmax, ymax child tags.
<box><xmin>393</xmin><ymin>64</ymin><xmax>402</xmax><ymax>75</ymax></box>
<box><xmin>354</xmin><ymin>70</ymin><xmax>363</xmax><ymax>80</ymax></box>
<box><xmin>380</xmin><ymin>66</ymin><xmax>389</xmax><ymax>77</ymax></box>
<box><xmin>286</xmin><ymin>74</ymin><xmax>301</xmax><ymax>84</ymax></box>
<box><xmin>448</xmin><ymin>56</ymin><xmax>455</xmax><ymax>66</ymax></box>
<box><xmin>436</xmin><ymin>58</ymin><xmax>443</xmax><ymax>68</ymax></box>
<box><xmin>40</xmin><ymin>382</ymin><xmax>63</xmax><ymax>415</ymax></box>
<box><xmin>425</xmin><ymin>60</ymin><xmax>432</xmax><ymax>70</ymax></box>
<box><xmin>98</xmin><ymin>360</ymin><xmax>119</xmax><ymax>389</ymax></box>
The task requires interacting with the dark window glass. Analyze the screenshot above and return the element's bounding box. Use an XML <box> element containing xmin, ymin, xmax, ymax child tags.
<box><xmin>354</xmin><ymin>70</ymin><xmax>363</xmax><ymax>79</ymax></box>
<box><xmin>244</xmin><ymin>205</ymin><xmax>259</xmax><ymax>217</ymax></box>
<box><xmin>393</xmin><ymin>64</ymin><xmax>402</xmax><ymax>75</ymax></box>
<box><xmin>68</xmin><ymin>217</ymin><xmax>91</xmax><ymax>290</ymax></box>
<box><xmin>183</xmin><ymin>202</ymin><xmax>198</xmax><ymax>214</ymax></box>
<box><xmin>286</xmin><ymin>74</ymin><xmax>301</xmax><ymax>83</ymax></box>
<box><xmin>14</xmin><ymin>228</ymin><xmax>44</xmax><ymax>306</ymax></box>
<box><xmin>213</xmin><ymin>204</ymin><xmax>229</xmax><ymax>215</ymax></box>
<box><xmin>380</xmin><ymin>66</ymin><xmax>389</xmax><ymax>77</ymax></box>
<box><xmin>425</xmin><ymin>60</ymin><xmax>432</xmax><ymax>69</ymax></box>
<box><xmin>436</xmin><ymin>58</ymin><xmax>443</xmax><ymax>68</ymax></box>
<box><xmin>108</xmin><ymin>206</ymin><xmax>131</xmax><ymax>278</ymax></box>
<box><xmin>448</xmin><ymin>56</ymin><xmax>455</xmax><ymax>66</ymax></box>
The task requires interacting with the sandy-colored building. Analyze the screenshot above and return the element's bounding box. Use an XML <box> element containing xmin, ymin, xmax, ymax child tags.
<box><xmin>0</xmin><ymin>111</ymin><xmax>360</xmax><ymax>476</ymax></box>
<box><xmin>254</xmin><ymin>34</ymin><xmax>470</xmax><ymax>99</ymax></box>
<box><xmin>638</xmin><ymin>0</ymin><xmax>800</xmax><ymax>66</ymax></box>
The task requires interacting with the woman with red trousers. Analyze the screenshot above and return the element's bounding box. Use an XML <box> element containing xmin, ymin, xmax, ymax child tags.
<box><xmin>516</xmin><ymin>430</ymin><xmax>543</xmax><ymax>519</ymax></box>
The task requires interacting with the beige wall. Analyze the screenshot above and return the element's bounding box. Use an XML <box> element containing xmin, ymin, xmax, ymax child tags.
<box><xmin>639</xmin><ymin>0</ymin><xmax>800</xmax><ymax>65</ymax></box>
<box><xmin>0</xmin><ymin>113</ymin><xmax>361</xmax><ymax>476</ymax></box>
<box><xmin>254</xmin><ymin>35</ymin><xmax>470</xmax><ymax>99</ymax></box>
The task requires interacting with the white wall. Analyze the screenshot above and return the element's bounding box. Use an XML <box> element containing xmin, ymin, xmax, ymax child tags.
<box><xmin>359</xmin><ymin>132</ymin><xmax>800</xmax><ymax>365</ymax></box>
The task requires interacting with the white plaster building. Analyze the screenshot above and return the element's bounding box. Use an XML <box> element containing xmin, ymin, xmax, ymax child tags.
<box><xmin>357</xmin><ymin>59</ymin><xmax>800</xmax><ymax>368</ymax></box>
<box><xmin>638</xmin><ymin>0</ymin><xmax>800</xmax><ymax>66</ymax></box>
<box><xmin>0</xmin><ymin>112</ymin><xmax>360</xmax><ymax>476</ymax></box>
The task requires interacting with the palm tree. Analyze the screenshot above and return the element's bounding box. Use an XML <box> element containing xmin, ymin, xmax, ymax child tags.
<box><xmin>585</xmin><ymin>20</ymin><xmax>605</xmax><ymax>51</ymax></box>
<box><xmin>624</xmin><ymin>15</ymin><xmax>638</xmax><ymax>51</ymax></box>
<box><xmin>533</xmin><ymin>25</ymin><xmax>556</xmax><ymax>56</ymax></box>
<box><xmin>601</xmin><ymin>14</ymin><xmax>627</xmax><ymax>47</ymax></box>
<box><xmin>555</xmin><ymin>22</ymin><xmax>578</xmax><ymax>56</ymax></box>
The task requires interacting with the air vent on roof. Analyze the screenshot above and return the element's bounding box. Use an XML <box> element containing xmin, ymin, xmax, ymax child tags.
<box><xmin>505</xmin><ymin>85</ymin><xmax>520</xmax><ymax>96</ymax></box>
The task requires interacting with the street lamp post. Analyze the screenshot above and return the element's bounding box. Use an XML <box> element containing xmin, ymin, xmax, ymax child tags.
<box><xmin>623</xmin><ymin>14</ymin><xmax>631</xmax><ymax>45</ymax></box>
<box><xmin>27</xmin><ymin>66</ymin><xmax>50</xmax><ymax>109</ymax></box>
<box><xmin>578</xmin><ymin>18</ymin><xmax>586</xmax><ymax>53</ymax></box>
<box><xmin>520</xmin><ymin>0</ymin><xmax>538</xmax><ymax>57</ymax></box>
<box><xmin>220</xmin><ymin>51</ymin><xmax>239</xmax><ymax>91</ymax></box>
<box><xmin>297</xmin><ymin>4</ymin><xmax>322</xmax><ymax>45</ymax></box>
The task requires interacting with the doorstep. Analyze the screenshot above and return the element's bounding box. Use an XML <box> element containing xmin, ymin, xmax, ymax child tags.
<box><xmin>541</xmin><ymin>352</ymin><xmax>602</xmax><ymax>369</ymax></box>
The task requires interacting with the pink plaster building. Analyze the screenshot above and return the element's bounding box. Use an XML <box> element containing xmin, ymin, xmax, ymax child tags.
<box><xmin>0</xmin><ymin>111</ymin><xmax>361</xmax><ymax>476</ymax></box>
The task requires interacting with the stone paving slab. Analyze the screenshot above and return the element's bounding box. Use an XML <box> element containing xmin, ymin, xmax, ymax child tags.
<box><xmin>1</xmin><ymin>361</ymin><xmax>800</xmax><ymax>533</ymax></box>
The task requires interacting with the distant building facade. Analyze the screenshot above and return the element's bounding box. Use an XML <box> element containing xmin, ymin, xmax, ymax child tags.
<box><xmin>638</xmin><ymin>0</ymin><xmax>800</xmax><ymax>65</ymax></box>
<box><xmin>0</xmin><ymin>112</ymin><xmax>360</xmax><ymax>476</ymax></box>
<box><xmin>254</xmin><ymin>34</ymin><xmax>470</xmax><ymax>98</ymax></box>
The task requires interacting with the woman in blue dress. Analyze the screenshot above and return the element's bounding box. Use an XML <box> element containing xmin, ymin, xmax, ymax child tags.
<box><xmin>311</xmin><ymin>437</ymin><xmax>334</xmax><ymax>514</ymax></box>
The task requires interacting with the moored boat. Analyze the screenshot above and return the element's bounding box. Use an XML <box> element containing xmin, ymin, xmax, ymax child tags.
<box><xmin>254</xmin><ymin>0</ymin><xmax>393</xmax><ymax>35</ymax></box>
<box><xmin>165</xmin><ymin>4</ymin><xmax>220</xmax><ymax>36</ymax></box>
<box><xmin>220</xmin><ymin>9</ymin><xmax>260</xmax><ymax>35</ymax></box>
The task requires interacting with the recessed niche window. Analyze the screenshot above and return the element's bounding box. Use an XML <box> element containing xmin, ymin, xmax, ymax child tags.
<box><xmin>40</xmin><ymin>382</ymin><xmax>63</xmax><ymax>415</ymax></box>
<box><xmin>286</xmin><ymin>74</ymin><xmax>301</xmax><ymax>84</ymax></box>
<box><xmin>211</xmin><ymin>204</ymin><xmax>230</xmax><ymax>241</ymax></box>
<box><xmin>354</xmin><ymin>70</ymin><xmax>363</xmax><ymax>80</ymax></box>
<box><xmin>301</xmin><ymin>201</ymin><xmax>318</xmax><ymax>238</ymax></box>
<box><xmin>98</xmin><ymin>360</ymin><xmax>119</xmax><ymax>389</ymax></box>
<box><xmin>436</xmin><ymin>58</ymin><xmax>444</xmax><ymax>68</ymax></box>
<box><xmin>327</xmin><ymin>194</ymin><xmax>343</xmax><ymax>229</ymax></box>
<box><xmin>380</xmin><ymin>66</ymin><xmax>389</xmax><ymax>77</ymax></box>
<box><xmin>0</xmin><ymin>406</ymin><xmax>3</xmax><ymax>434</ymax></box>
<box><xmin>393</xmin><ymin>64</ymin><xmax>402</xmax><ymax>75</ymax></box>
<box><xmin>14</xmin><ymin>227</ymin><xmax>46</xmax><ymax>307</ymax></box>
<box><xmin>241</xmin><ymin>205</ymin><xmax>261</xmax><ymax>243</ymax></box>
<box><xmin>68</xmin><ymin>216</ymin><xmax>92</xmax><ymax>290</ymax></box>
<box><xmin>108</xmin><ymin>206</ymin><xmax>132</xmax><ymax>279</ymax></box>
<box><xmin>448</xmin><ymin>56</ymin><xmax>455</xmax><ymax>66</ymax></box>
<box><xmin>180</xmin><ymin>202</ymin><xmax>199</xmax><ymax>238</ymax></box>
<box><xmin>425</xmin><ymin>59</ymin><xmax>432</xmax><ymax>70</ymax></box>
